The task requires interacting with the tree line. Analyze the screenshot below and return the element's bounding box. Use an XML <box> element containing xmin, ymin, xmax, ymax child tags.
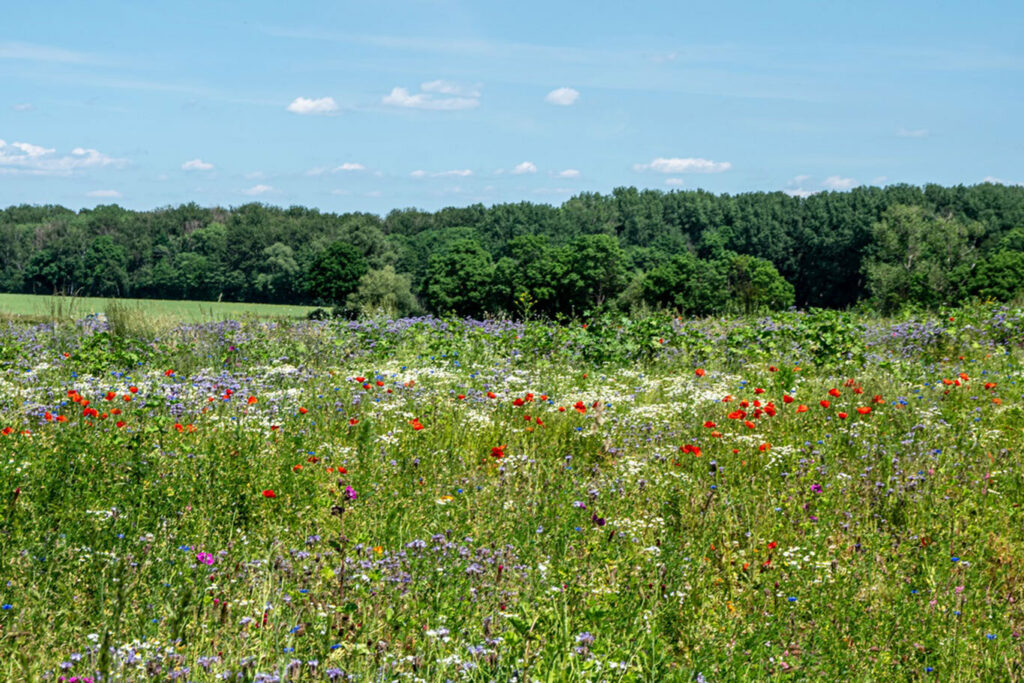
<box><xmin>2</xmin><ymin>182</ymin><xmax>1022</xmax><ymax>318</ymax></box>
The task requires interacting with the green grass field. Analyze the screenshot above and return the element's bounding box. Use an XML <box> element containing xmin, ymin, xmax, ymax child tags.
<box><xmin>0</xmin><ymin>292</ymin><xmax>320</xmax><ymax>322</ymax></box>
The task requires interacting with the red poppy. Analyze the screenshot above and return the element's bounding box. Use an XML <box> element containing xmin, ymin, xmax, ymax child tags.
<box><xmin>704</xmin><ymin>421</ymin><xmax>716</xmax><ymax>428</ymax></box>
<box><xmin>819</xmin><ymin>400</ymin><xmax>830</xmax><ymax>409</ymax></box>
<box><xmin>744</xmin><ymin>420</ymin><xmax>756</xmax><ymax>430</ymax></box>
<box><xmin>409</xmin><ymin>418</ymin><xmax>424</xmax><ymax>430</ymax></box>
<box><xmin>695</xmin><ymin>368</ymin><xmax>706</xmax><ymax>377</ymax></box>
<box><xmin>759</xmin><ymin>443</ymin><xmax>770</xmax><ymax>452</ymax></box>
<box><xmin>491</xmin><ymin>445</ymin><xmax>506</xmax><ymax>458</ymax></box>
<box><xmin>457</xmin><ymin>394</ymin><xmax>466</xmax><ymax>400</ymax></box>
<box><xmin>574</xmin><ymin>401</ymin><xmax>587</xmax><ymax>414</ymax></box>
<box><xmin>837</xmin><ymin>412</ymin><xmax>848</xmax><ymax>419</ymax></box>
<box><xmin>512</xmin><ymin>398</ymin><xmax>524</xmax><ymax>407</ymax></box>
<box><xmin>298</xmin><ymin>407</ymin><xmax>308</xmax><ymax>414</ymax></box>
<box><xmin>248</xmin><ymin>396</ymin><xmax>257</xmax><ymax>405</ymax></box>
<box><xmin>828</xmin><ymin>388</ymin><xmax>841</xmax><ymax>398</ymax></box>
<box><xmin>754</xmin><ymin>387</ymin><xmax>765</xmax><ymax>395</ymax></box>
<box><xmin>354</xmin><ymin>376</ymin><xmax>366</xmax><ymax>383</ymax></box>
<box><xmin>262</xmin><ymin>489</ymin><xmax>276</xmax><ymax>498</ymax></box>
<box><xmin>116</xmin><ymin>420</ymin><xmax>126</xmax><ymax>428</ymax></box>
<box><xmin>487</xmin><ymin>392</ymin><xmax>497</xmax><ymax>399</ymax></box>
<box><xmin>782</xmin><ymin>395</ymin><xmax>794</xmax><ymax>404</ymax></box>
<box><xmin>872</xmin><ymin>395</ymin><xmax>885</xmax><ymax>404</ymax></box>
<box><xmin>767</xmin><ymin>541</ymin><xmax>777</xmax><ymax>550</ymax></box>
<box><xmin>796</xmin><ymin>405</ymin><xmax>808</xmax><ymax>413</ymax></box>
<box><xmin>727</xmin><ymin>410</ymin><xmax>746</xmax><ymax>420</ymax></box>
<box><xmin>348</xmin><ymin>418</ymin><xmax>359</xmax><ymax>426</ymax></box>
<box><xmin>856</xmin><ymin>406</ymin><xmax>871</xmax><ymax>415</ymax></box>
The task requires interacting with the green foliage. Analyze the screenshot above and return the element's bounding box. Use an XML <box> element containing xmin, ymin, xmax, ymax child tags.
<box><xmin>864</xmin><ymin>205</ymin><xmax>984</xmax><ymax>312</ymax></box>
<box><xmin>305</xmin><ymin>241</ymin><xmax>369</xmax><ymax>306</ymax></box>
<box><xmin>970</xmin><ymin>250</ymin><xmax>1024</xmax><ymax>301</ymax></box>
<box><xmin>2</xmin><ymin>182</ymin><xmax>1024</xmax><ymax>316</ymax></box>
<box><xmin>423</xmin><ymin>238</ymin><xmax>495</xmax><ymax>316</ymax></box>
<box><xmin>345</xmin><ymin>265</ymin><xmax>420</xmax><ymax>317</ymax></box>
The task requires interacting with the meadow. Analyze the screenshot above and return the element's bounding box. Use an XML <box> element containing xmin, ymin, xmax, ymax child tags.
<box><xmin>0</xmin><ymin>306</ymin><xmax>1023</xmax><ymax>681</ymax></box>
<box><xmin>0</xmin><ymin>293</ymin><xmax>319</xmax><ymax>323</ymax></box>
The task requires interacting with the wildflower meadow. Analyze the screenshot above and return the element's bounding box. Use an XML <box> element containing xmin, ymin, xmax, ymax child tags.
<box><xmin>1</xmin><ymin>306</ymin><xmax>1023</xmax><ymax>681</ymax></box>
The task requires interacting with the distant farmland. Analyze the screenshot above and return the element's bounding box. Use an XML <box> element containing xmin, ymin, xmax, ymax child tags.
<box><xmin>0</xmin><ymin>293</ymin><xmax>320</xmax><ymax>322</ymax></box>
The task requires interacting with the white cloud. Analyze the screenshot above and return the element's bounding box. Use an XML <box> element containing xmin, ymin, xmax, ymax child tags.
<box><xmin>897</xmin><ymin>128</ymin><xmax>928</xmax><ymax>138</ymax></box>
<box><xmin>556</xmin><ymin>168</ymin><xmax>580</xmax><ymax>178</ymax></box>
<box><xmin>12</xmin><ymin>103</ymin><xmax>33</xmax><ymax>111</ymax></box>
<box><xmin>307</xmin><ymin>162</ymin><xmax>366</xmax><ymax>175</ymax></box>
<box><xmin>872</xmin><ymin>176</ymin><xmax>889</xmax><ymax>185</ymax></box>
<box><xmin>86</xmin><ymin>189</ymin><xmax>121</xmax><ymax>198</ymax></box>
<box><xmin>665</xmin><ymin>178</ymin><xmax>684</xmax><ymax>186</ymax></box>
<box><xmin>382</xmin><ymin>86</ymin><xmax>479</xmax><ymax>111</ymax></box>
<box><xmin>634</xmin><ymin>157</ymin><xmax>732</xmax><ymax>173</ymax></box>
<box><xmin>0</xmin><ymin>138</ymin><xmax>126</xmax><ymax>175</ymax></box>
<box><xmin>286</xmin><ymin>96</ymin><xmax>339</xmax><ymax>115</ymax></box>
<box><xmin>545</xmin><ymin>87</ymin><xmax>580</xmax><ymax>106</ymax></box>
<box><xmin>784</xmin><ymin>174</ymin><xmax>816</xmax><ymax>197</ymax></box>
<box><xmin>512</xmin><ymin>161</ymin><xmax>537</xmax><ymax>174</ymax></box>
<box><xmin>822</xmin><ymin>175</ymin><xmax>857</xmax><ymax>190</ymax></box>
<box><xmin>411</xmin><ymin>168</ymin><xmax>473</xmax><ymax>178</ymax></box>
<box><xmin>983</xmin><ymin>176</ymin><xmax>1023</xmax><ymax>186</ymax></box>
<box><xmin>181</xmin><ymin>158</ymin><xmax>213</xmax><ymax>171</ymax></box>
<box><xmin>421</xmin><ymin>80</ymin><xmax>480</xmax><ymax>97</ymax></box>
<box><xmin>242</xmin><ymin>184</ymin><xmax>274</xmax><ymax>195</ymax></box>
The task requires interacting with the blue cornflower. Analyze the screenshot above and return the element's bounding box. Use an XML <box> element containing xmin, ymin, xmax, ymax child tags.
<box><xmin>1</xmin><ymin>604</ymin><xmax>12</xmax><ymax>610</ymax></box>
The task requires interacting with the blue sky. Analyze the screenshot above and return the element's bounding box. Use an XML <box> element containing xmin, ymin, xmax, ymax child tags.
<box><xmin>1</xmin><ymin>0</ymin><xmax>1021</xmax><ymax>213</ymax></box>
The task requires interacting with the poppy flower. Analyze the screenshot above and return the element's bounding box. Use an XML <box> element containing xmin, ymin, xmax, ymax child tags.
<box><xmin>819</xmin><ymin>400</ymin><xmax>830</xmax><ymax>409</ymax></box>
<box><xmin>722</xmin><ymin>395</ymin><xmax>733</xmax><ymax>403</ymax></box>
<box><xmin>247</xmin><ymin>396</ymin><xmax>257</xmax><ymax>405</ymax></box>
<box><xmin>872</xmin><ymin>395</ymin><xmax>885</xmax><ymax>404</ymax></box>
<box><xmin>348</xmin><ymin>418</ymin><xmax>359</xmax><ymax>426</ymax></box>
<box><xmin>456</xmin><ymin>394</ymin><xmax>466</xmax><ymax>400</ymax></box>
<box><xmin>744</xmin><ymin>420</ymin><xmax>756</xmax><ymax>430</ymax></box>
<box><xmin>728</xmin><ymin>410</ymin><xmax>746</xmax><ymax>420</ymax></box>
<box><xmin>767</xmin><ymin>541</ymin><xmax>777</xmax><ymax>550</ymax></box>
<box><xmin>574</xmin><ymin>401</ymin><xmax>587</xmax><ymax>414</ymax></box>
<box><xmin>695</xmin><ymin>368</ymin><xmax>706</xmax><ymax>377</ymax></box>
<box><xmin>759</xmin><ymin>443</ymin><xmax>770</xmax><ymax>452</ymax></box>
<box><xmin>409</xmin><ymin>418</ymin><xmax>424</xmax><ymax>430</ymax></box>
<box><xmin>704</xmin><ymin>421</ymin><xmax>716</xmax><ymax>428</ymax></box>
<box><xmin>838</xmin><ymin>412</ymin><xmax>848</xmax><ymax>419</ymax></box>
<box><xmin>782</xmin><ymin>395</ymin><xmax>794</xmax><ymax>404</ymax></box>
<box><xmin>116</xmin><ymin>421</ymin><xmax>126</xmax><ymax>428</ymax></box>
<box><xmin>768</xmin><ymin>366</ymin><xmax>778</xmax><ymax>372</ymax></box>
<box><xmin>487</xmin><ymin>392</ymin><xmax>497</xmax><ymax>399</ymax></box>
<box><xmin>512</xmin><ymin>398</ymin><xmax>524</xmax><ymax>407</ymax></box>
<box><xmin>754</xmin><ymin>387</ymin><xmax>765</xmax><ymax>395</ymax></box>
<box><xmin>491</xmin><ymin>445</ymin><xmax>506</xmax><ymax>458</ymax></box>
<box><xmin>128</xmin><ymin>386</ymin><xmax>138</xmax><ymax>394</ymax></box>
<box><xmin>796</xmin><ymin>405</ymin><xmax>808</xmax><ymax>413</ymax></box>
<box><xmin>558</xmin><ymin>406</ymin><xmax>566</xmax><ymax>412</ymax></box>
<box><xmin>56</xmin><ymin>415</ymin><xmax>68</xmax><ymax>423</ymax></box>
<box><xmin>856</xmin><ymin>406</ymin><xmax>871</xmax><ymax>415</ymax></box>
<box><xmin>354</xmin><ymin>376</ymin><xmax>366</xmax><ymax>383</ymax></box>
<box><xmin>292</xmin><ymin>464</ymin><xmax>303</xmax><ymax>472</ymax></box>
<box><xmin>262</xmin><ymin>489</ymin><xmax>276</xmax><ymax>498</ymax></box>
<box><xmin>828</xmin><ymin>388</ymin><xmax>841</xmax><ymax>398</ymax></box>
<box><xmin>164</xmin><ymin>369</ymin><xmax>175</xmax><ymax>377</ymax></box>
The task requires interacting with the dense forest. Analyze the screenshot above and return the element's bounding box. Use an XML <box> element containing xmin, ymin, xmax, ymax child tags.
<box><xmin>2</xmin><ymin>183</ymin><xmax>1023</xmax><ymax>318</ymax></box>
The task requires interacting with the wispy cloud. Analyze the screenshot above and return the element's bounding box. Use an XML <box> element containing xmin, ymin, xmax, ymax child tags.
<box><xmin>545</xmin><ymin>87</ymin><xmax>580</xmax><ymax>106</ymax></box>
<box><xmin>421</xmin><ymin>80</ymin><xmax>480</xmax><ymax>97</ymax></box>
<box><xmin>182</xmin><ymin>158</ymin><xmax>214</xmax><ymax>171</ymax></box>
<box><xmin>86</xmin><ymin>189</ymin><xmax>122</xmax><ymax>198</ymax></box>
<box><xmin>822</xmin><ymin>175</ymin><xmax>857</xmax><ymax>190</ymax></box>
<box><xmin>11</xmin><ymin>103</ymin><xmax>33</xmax><ymax>111</ymax></box>
<box><xmin>897</xmin><ymin>128</ymin><xmax>928</xmax><ymax>138</ymax></box>
<box><xmin>512</xmin><ymin>161</ymin><xmax>537</xmax><ymax>174</ymax></box>
<box><xmin>307</xmin><ymin>162</ymin><xmax>366</xmax><ymax>176</ymax></box>
<box><xmin>411</xmin><ymin>169</ymin><xmax>473</xmax><ymax>178</ymax></box>
<box><xmin>0</xmin><ymin>41</ymin><xmax>108</xmax><ymax>65</ymax></box>
<box><xmin>287</xmin><ymin>96</ymin><xmax>339</xmax><ymax>115</ymax></box>
<box><xmin>665</xmin><ymin>178</ymin><xmax>684</xmax><ymax>186</ymax></box>
<box><xmin>555</xmin><ymin>169</ymin><xmax>580</xmax><ymax>178</ymax></box>
<box><xmin>242</xmin><ymin>184</ymin><xmax>274</xmax><ymax>196</ymax></box>
<box><xmin>634</xmin><ymin>157</ymin><xmax>731</xmax><ymax>173</ymax></box>
<box><xmin>0</xmin><ymin>138</ymin><xmax>127</xmax><ymax>176</ymax></box>
<box><xmin>382</xmin><ymin>83</ymin><xmax>480</xmax><ymax>110</ymax></box>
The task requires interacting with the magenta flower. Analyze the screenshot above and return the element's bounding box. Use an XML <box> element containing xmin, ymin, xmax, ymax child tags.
<box><xmin>344</xmin><ymin>485</ymin><xmax>358</xmax><ymax>501</ymax></box>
